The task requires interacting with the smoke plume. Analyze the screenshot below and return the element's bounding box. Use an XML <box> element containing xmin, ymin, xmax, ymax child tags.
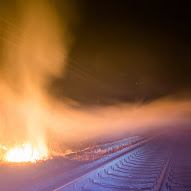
<box><xmin>0</xmin><ymin>0</ymin><xmax>191</xmax><ymax>158</ymax></box>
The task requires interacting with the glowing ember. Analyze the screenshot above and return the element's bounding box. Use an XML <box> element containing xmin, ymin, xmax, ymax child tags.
<box><xmin>5</xmin><ymin>143</ymin><xmax>47</xmax><ymax>163</ymax></box>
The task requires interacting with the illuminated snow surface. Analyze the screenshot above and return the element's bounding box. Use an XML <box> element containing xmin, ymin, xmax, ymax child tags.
<box><xmin>0</xmin><ymin>136</ymin><xmax>142</xmax><ymax>191</ymax></box>
<box><xmin>1</xmin><ymin>135</ymin><xmax>191</xmax><ymax>191</ymax></box>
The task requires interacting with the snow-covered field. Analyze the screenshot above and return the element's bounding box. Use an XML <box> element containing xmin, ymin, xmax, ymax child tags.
<box><xmin>50</xmin><ymin>138</ymin><xmax>171</xmax><ymax>191</ymax></box>
<box><xmin>0</xmin><ymin>136</ymin><xmax>144</xmax><ymax>191</ymax></box>
<box><xmin>65</xmin><ymin>136</ymin><xmax>143</xmax><ymax>161</ymax></box>
<box><xmin>2</xmin><ymin>135</ymin><xmax>191</xmax><ymax>191</ymax></box>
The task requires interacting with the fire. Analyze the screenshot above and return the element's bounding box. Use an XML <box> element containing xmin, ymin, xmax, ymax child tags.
<box><xmin>5</xmin><ymin>143</ymin><xmax>48</xmax><ymax>163</ymax></box>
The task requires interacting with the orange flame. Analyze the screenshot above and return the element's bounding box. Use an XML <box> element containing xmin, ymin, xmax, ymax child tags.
<box><xmin>4</xmin><ymin>143</ymin><xmax>48</xmax><ymax>163</ymax></box>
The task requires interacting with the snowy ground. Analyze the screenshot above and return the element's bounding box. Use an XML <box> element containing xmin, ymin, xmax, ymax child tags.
<box><xmin>0</xmin><ymin>136</ymin><xmax>144</xmax><ymax>191</ymax></box>
<box><xmin>48</xmin><ymin>137</ymin><xmax>170</xmax><ymax>191</ymax></box>
<box><xmin>1</xmin><ymin>134</ymin><xmax>191</xmax><ymax>191</ymax></box>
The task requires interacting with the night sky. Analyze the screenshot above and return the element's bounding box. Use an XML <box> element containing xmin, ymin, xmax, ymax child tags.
<box><xmin>55</xmin><ymin>0</ymin><xmax>191</xmax><ymax>104</ymax></box>
<box><xmin>1</xmin><ymin>0</ymin><xmax>191</xmax><ymax>105</ymax></box>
